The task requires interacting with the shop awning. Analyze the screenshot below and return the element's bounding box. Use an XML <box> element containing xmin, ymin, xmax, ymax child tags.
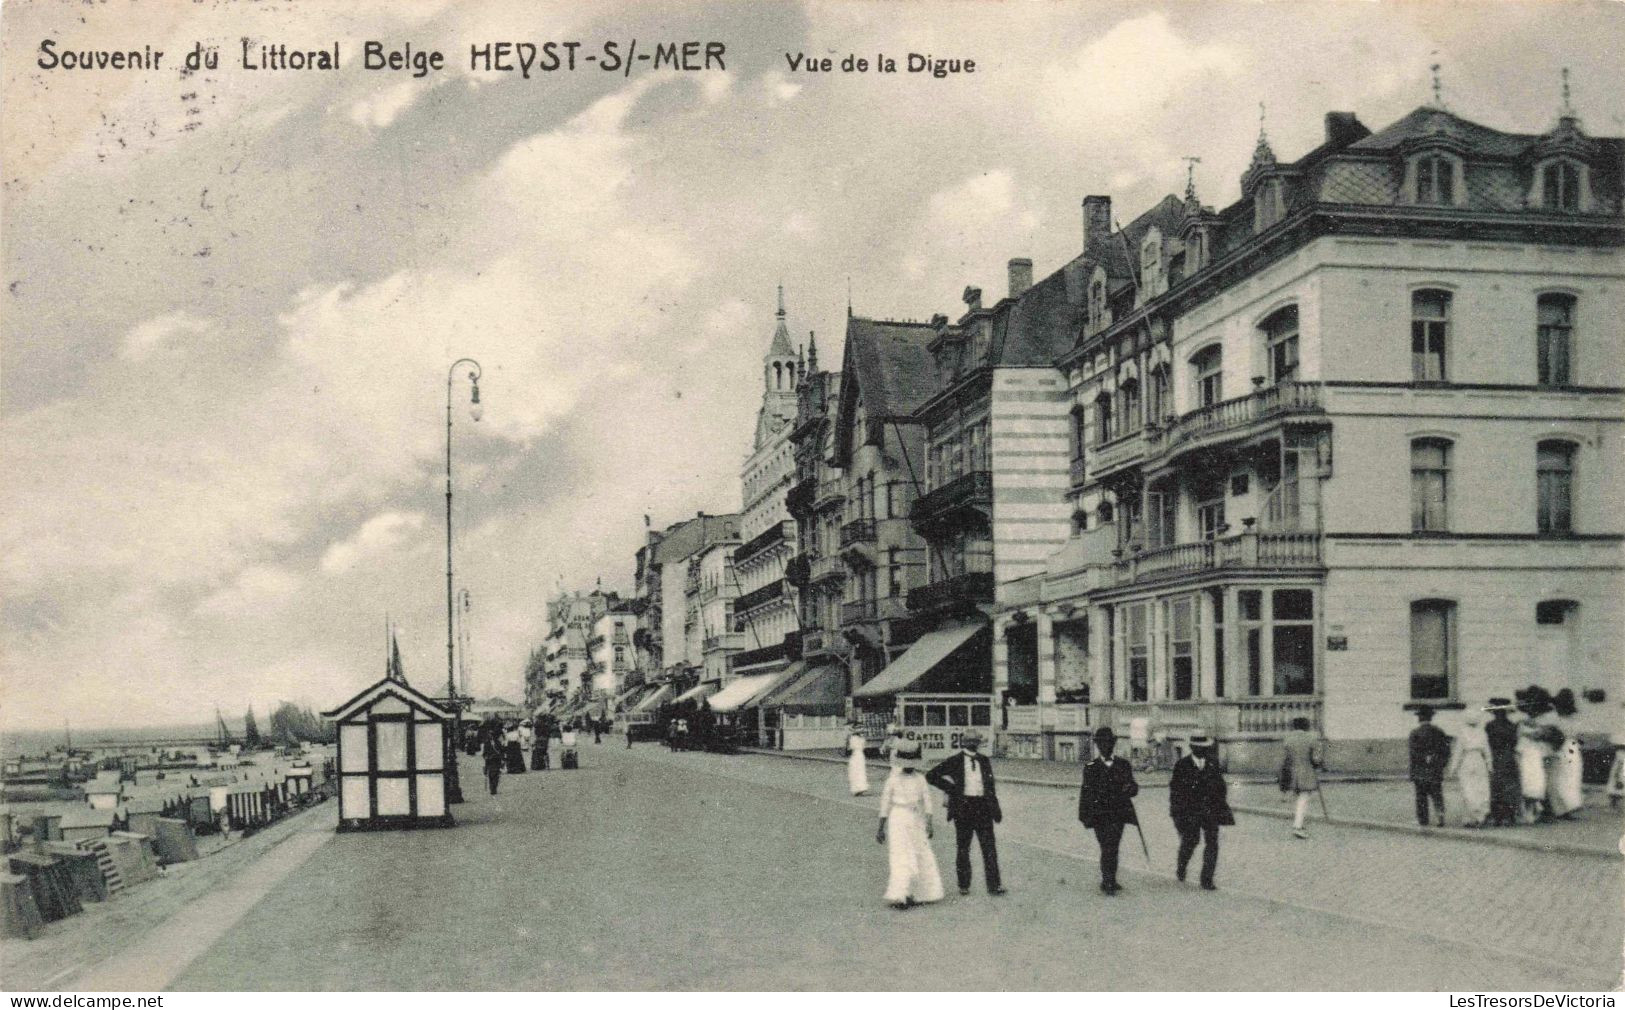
<box><xmin>852</xmin><ymin>621</ymin><xmax>987</xmax><ymax>698</ymax></box>
<box><xmin>706</xmin><ymin>673</ymin><xmax>782</xmax><ymax>713</ymax></box>
<box><xmin>672</xmin><ymin>681</ymin><xmax>719</xmax><ymax>706</ymax></box>
<box><xmin>749</xmin><ymin>661</ymin><xmax>806</xmax><ymax>708</ymax></box>
<box><xmin>614</xmin><ymin>684</ymin><xmax>652</xmax><ymax>711</ymax></box>
<box><xmin>769</xmin><ymin>663</ymin><xmax>847</xmax><ymax>715</ymax></box>
<box><xmin>631</xmin><ymin>683</ymin><xmax>674</xmax><ymax>713</ymax></box>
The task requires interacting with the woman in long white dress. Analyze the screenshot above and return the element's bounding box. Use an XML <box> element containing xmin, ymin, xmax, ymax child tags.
<box><xmin>846</xmin><ymin>724</ymin><xmax>870</xmax><ymax>796</ymax></box>
<box><xmin>1515</xmin><ymin>719</ymin><xmax>1548</xmax><ymax>824</ymax></box>
<box><xmin>1449</xmin><ymin>715</ymin><xmax>1492</xmax><ymax>827</ymax></box>
<box><xmin>875</xmin><ymin>744</ymin><xmax>943</xmax><ymax>909</ymax></box>
<box><xmin>1547</xmin><ymin>692</ymin><xmax>1585</xmax><ymax>818</ymax></box>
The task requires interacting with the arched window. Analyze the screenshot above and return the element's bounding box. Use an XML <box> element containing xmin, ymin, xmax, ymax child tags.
<box><xmin>1411</xmin><ymin>290</ymin><xmax>1450</xmax><ymax>382</ymax></box>
<box><xmin>1094</xmin><ymin>392</ymin><xmax>1113</xmax><ymax>446</ymax></box>
<box><xmin>1543</xmin><ymin>160</ymin><xmax>1581</xmax><ymax>212</ymax></box>
<box><xmin>1537</xmin><ymin>440</ymin><xmax>1575</xmax><ymax>535</ymax></box>
<box><xmin>1192</xmin><ymin>346</ymin><xmax>1223</xmax><ymax>408</ymax></box>
<box><xmin>1537</xmin><ymin>293</ymin><xmax>1575</xmax><ymax>386</ymax></box>
<box><xmin>1410</xmin><ymin>438</ymin><xmax>1451</xmax><ymax>532</ymax></box>
<box><xmin>1410</xmin><ymin>599</ymin><xmax>1457</xmax><ymax>701</ymax></box>
<box><xmin>1262</xmin><ymin>305</ymin><xmax>1300</xmax><ymax>384</ymax></box>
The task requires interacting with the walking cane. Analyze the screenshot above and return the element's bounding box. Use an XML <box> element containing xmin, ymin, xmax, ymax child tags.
<box><xmin>1129</xmin><ymin>802</ymin><xmax>1151</xmax><ymax>867</ymax></box>
<box><xmin>1316</xmin><ymin>783</ymin><xmax>1332</xmax><ymax>822</ymax></box>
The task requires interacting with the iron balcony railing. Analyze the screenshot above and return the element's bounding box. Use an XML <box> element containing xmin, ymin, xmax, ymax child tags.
<box><xmin>734</xmin><ymin>578</ymin><xmax>787</xmax><ymax>614</ymax></box>
<box><xmin>911</xmin><ymin>470</ymin><xmax>992</xmax><ymax>526</ymax></box>
<box><xmin>809</xmin><ymin>553</ymin><xmax>846</xmax><ymax>585</ymax></box>
<box><xmin>814</xmin><ymin>478</ymin><xmax>847</xmax><ymax>511</ymax></box>
<box><xmin>841</xmin><ymin>596</ymin><xmax>909</xmax><ymax>625</ymax></box>
<box><xmin>786</xmin><ymin>477</ymin><xmax>817</xmax><ymax>514</ymax></box>
<box><xmin>840</xmin><ymin>518</ymin><xmax>876</xmax><ymax>548</ymax></box>
<box><xmin>907</xmin><ymin>571</ymin><xmax>994</xmax><ymax>613</ymax></box>
<box><xmin>735</xmin><ymin>520</ymin><xmax>792</xmax><ymax>565</ymax></box>
<box><xmin>702</xmin><ymin>632</ymin><xmax>743</xmax><ymax>653</ymax></box>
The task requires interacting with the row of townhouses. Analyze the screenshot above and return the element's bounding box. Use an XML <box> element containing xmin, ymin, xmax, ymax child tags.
<box><xmin>539</xmin><ymin>98</ymin><xmax>1623</xmax><ymax>772</ymax></box>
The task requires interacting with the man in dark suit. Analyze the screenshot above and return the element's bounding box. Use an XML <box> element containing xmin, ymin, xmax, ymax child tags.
<box><xmin>1169</xmin><ymin>732</ymin><xmax>1233</xmax><ymax>891</ymax></box>
<box><xmin>924</xmin><ymin>728</ymin><xmax>1005</xmax><ymax>896</ymax></box>
<box><xmin>1408</xmin><ymin>706</ymin><xmax>1451</xmax><ymax>827</ymax></box>
<box><xmin>1078</xmin><ymin>725</ymin><xmax>1138</xmax><ymax>894</ymax></box>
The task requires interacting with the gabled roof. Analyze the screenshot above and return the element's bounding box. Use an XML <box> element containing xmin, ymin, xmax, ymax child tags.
<box><xmin>841</xmin><ymin>315</ymin><xmax>938</xmax><ymax>418</ymax></box>
<box><xmin>322</xmin><ymin>676</ymin><xmax>452</xmax><ymax>722</ymax></box>
<box><xmin>990</xmin><ymin>262</ymin><xmax>1083</xmax><ymax>367</ymax></box>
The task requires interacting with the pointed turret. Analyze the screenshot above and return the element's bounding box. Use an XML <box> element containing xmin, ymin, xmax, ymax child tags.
<box><xmin>1240</xmin><ymin>105</ymin><xmax>1278</xmax><ymax>195</ymax></box>
<box><xmin>806</xmin><ymin>330</ymin><xmax>819</xmax><ymax>372</ymax></box>
<box><xmin>767</xmin><ymin>284</ymin><xmax>795</xmax><ymax>358</ymax></box>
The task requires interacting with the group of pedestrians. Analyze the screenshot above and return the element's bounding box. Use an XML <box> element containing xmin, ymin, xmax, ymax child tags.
<box><xmin>479</xmin><ymin>717</ymin><xmax>580</xmax><ymax>796</ymax></box>
<box><xmin>856</xmin><ymin>719</ymin><xmax>1233</xmax><ymax>909</ymax></box>
<box><xmin>1454</xmin><ymin>690</ymin><xmax>1586</xmax><ymax>828</ymax></box>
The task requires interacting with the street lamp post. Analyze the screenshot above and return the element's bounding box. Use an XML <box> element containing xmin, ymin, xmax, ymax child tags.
<box><xmin>445</xmin><ymin>358</ymin><xmax>482</xmax><ymax>805</ymax></box>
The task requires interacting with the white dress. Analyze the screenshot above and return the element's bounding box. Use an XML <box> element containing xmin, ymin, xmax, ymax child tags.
<box><xmin>1549</xmin><ymin>722</ymin><xmax>1584</xmax><ymax>816</ymax></box>
<box><xmin>847</xmin><ymin>733</ymin><xmax>870</xmax><ymax>795</ymax></box>
<box><xmin>879</xmin><ymin>771</ymin><xmax>944</xmax><ymax>904</ymax></box>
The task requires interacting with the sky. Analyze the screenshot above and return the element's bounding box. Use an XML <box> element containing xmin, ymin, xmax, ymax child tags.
<box><xmin>2</xmin><ymin>0</ymin><xmax>1621</xmax><ymax>730</ymax></box>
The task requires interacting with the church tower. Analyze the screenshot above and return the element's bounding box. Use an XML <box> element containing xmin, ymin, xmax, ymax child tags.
<box><xmin>754</xmin><ymin>285</ymin><xmax>800</xmax><ymax>449</ymax></box>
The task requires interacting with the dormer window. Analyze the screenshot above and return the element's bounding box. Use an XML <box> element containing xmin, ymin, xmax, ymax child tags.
<box><xmin>1404</xmin><ymin>151</ymin><xmax>1465</xmax><ymax>207</ymax></box>
<box><xmin>1541</xmin><ymin>160</ymin><xmax>1582</xmax><ymax>212</ymax></box>
<box><xmin>1087</xmin><ymin>273</ymin><xmax>1106</xmax><ymax>333</ymax></box>
<box><xmin>1416</xmin><ymin>155</ymin><xmax>1454</xmax><ymax>205</ymax></box>
<box><xmin>1254</xmin><ymin>179</ymin><xmax>1284</xmax><ymax>231</ymax></box>
<box><xmin>1140</xmin><ymin>229</ymin><xmax>1162</xmax><ymax>297</ymax></box>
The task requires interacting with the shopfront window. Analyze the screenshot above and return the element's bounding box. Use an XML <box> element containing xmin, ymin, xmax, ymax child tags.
<box><xmin>1168</xmin><ymin>596</ymin><xmax>1195</xmax><ymax>700</ymax></box>
<box><xmin>1127</xmin><ymin>602</ymin><xmax>1149</xmax><ymax>702</ymax></box>
<box><xmin>1272</xmin><ymin>589</ymin><xmax>1315</xmax><ymax>696</ymax></box>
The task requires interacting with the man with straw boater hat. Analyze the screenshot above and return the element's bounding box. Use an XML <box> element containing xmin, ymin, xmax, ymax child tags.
<box><xmin>1168</xmin><ymin>733</ymin><xmax>1233</xmax><ymax>890</ymax></box>
<box><xmin>925</xmin><ymin>728</ymin><xmax>1005</xmax><ymax>896</ymax></box>
<box><xmin>1077</xmin><ymin>725</ymin><xmax>1139</xmax><ymax>895</ymax></box>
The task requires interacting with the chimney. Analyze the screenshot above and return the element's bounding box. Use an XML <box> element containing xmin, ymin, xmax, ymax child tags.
<box><xmin>962</xmin><ymin>286</ymin><xmax>982</xmax><ymax>311</ymax></box>
<box><xmin>1007</xmin><ymin>258</ymin><xmax>1033</xmax><ymax>298</ymax></box>
<box><xmin>1082</xmin><ymin>195</ymin><xmax>1112</xmax><ymax>252</ymax></box>
<box><xmin>1324</xmin><ymin>112</ymin><xmax>1366</xmax><ymax>148</ymax></box>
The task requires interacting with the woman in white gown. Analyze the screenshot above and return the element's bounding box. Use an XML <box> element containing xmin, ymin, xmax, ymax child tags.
<box><xmin>846</xmin><ymin>724</ymin><xmax>870</xmax><ymax>796</ymax></box>
<box><xmin>1547</xmin><ymin>691</ymin><xmax>1585</xmax><ymax>818</ymax></box>
<box><xmin>1449</xmin><ymin>714</ymin><xmax>1492</xmax><ymax>827</ymax></box>
<box><xmin>1515</xmin><ymin>718</ymin><xmax>1549</xmax><ymax>824</ymax></box>
<box><xmin>875</xmin><ymin>744</ymin><xmax>944</xmax><ymax>909</ymax></box>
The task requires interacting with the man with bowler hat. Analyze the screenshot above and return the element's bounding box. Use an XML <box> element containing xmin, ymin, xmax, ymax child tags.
<box><xmin>1408</xmin><ymin>705</ymin><xmax>1452</xmax><ymax>827</ymax></box>
<box><xmin>1169</xmin><ymin>733</ymin><xmax>1232</xmax><ymax>890</ymax></box>
<box><xmin>925</xmin><ymin>728</ymin><xmax>1005</xmax><ymax>896</ymax></box>
<box><xmin>1078</xmin><ymin>725</ymin><xmax>1139</xmax><ymax>894</ymax></box>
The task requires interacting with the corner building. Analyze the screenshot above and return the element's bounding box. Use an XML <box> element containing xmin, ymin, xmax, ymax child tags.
<box><xmin>1006</xmin><ymin>102</ymin><xmax>1622</xmax><ymax>772</ymax></box>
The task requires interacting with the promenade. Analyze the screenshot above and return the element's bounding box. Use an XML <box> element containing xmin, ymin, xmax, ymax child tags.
<box><xmin>11</xmin><ymin>737</ymin><xmax>1607</xmax><ymax>990</ymax></box>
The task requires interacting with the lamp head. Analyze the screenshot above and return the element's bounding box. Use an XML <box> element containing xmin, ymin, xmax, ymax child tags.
<box><xmin>469</xmin><ymin>375</ymin><xmax>483</xmax><ymax>422</ymax></box>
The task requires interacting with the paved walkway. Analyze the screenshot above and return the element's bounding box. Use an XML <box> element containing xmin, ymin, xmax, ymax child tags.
<box><xmin>747</xmin><ymin>748</ymin><xmax>1623</xmax><ymax>858</ymax></box>
<box><xmin>157</xmin><ymin>741</ymin><xmax>1616</xmax><ymax>990</ymax></box>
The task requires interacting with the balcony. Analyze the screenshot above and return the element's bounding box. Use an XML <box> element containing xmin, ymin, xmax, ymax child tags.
<box><xmin>786</xmin><ymin>477</ymin><xmax>816</xmax><ymax>514</ymax></box>
<box><xmin>839</xmin><ymin>518</ymin><xmax>876</xmax><ymax>548</ymax></box>
<box><xmin>1111</xmin><ymin>530</ymin><xmax>1323</xmax><ymax>585</ymax></box>
<box><xmin>907</xmin><ymin>571</ymin><xmax>994</xmax><ymax>614</ymax></box>
<box><xmin>730</xmin><ymin>640</ymin><xmax>789</xmax><ymax>670</ymax></box>
<box><xmin>736</xmin><ymin>520</ymin><xmax>792</xmax><ymax>566</ymax></box>
<box><xmin>841</xmin><ymin>596</ymin><xmax>909</xmax><ymax>625</ymax></box>
<box><xmin>800</xmin><ymin>628</ymin><xmax>837</xmax><ymax>656</ymax></box>
<box><xmin>1086</xmin><ymin>429</ymin><xmax>1152</xmax><ymax>482</ymax></box>
<box><xmin>809</xmin><ymin>553</ymin><xmax>846</xmax><ymax>585</ymax></box>
<box><xmin>1150</xmin><ymin>381</ymin><xmax>1325</xmax><ymax>463</ymax></box>
<box><xmin>813</xmin><ymin>478</ymin><xmax>846</xmax><ymax>511</ymax></box>
<box><xmin>1092</xmin><ymin>697</ymin><xmax>1322</xmax><ymax>741</ymax></box>
<box><xmin>911</xmin><ymin>470</ymin><xmax>992</xmax><ymax>531</ymax></box>
<box><xmin>734</xmin><ymin>578</ymin><xmax>787</xmax><ymax>615</ymax></box>
<box><xmin>702</xmin><ymin>632</ymin><xmax>743</xmax><ymax>654</ymax></box>
<box><xmin>784</xmin><ymin>554</ymin><xmax>811</xmax><ymax>588</ymax></box>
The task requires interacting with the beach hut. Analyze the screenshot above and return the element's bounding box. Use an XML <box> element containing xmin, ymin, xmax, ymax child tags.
<box><xmin>59</xmin><ymin>808</ymin><xmax>117</xmax><ymax>844</ymax></box>
<box><xmin>323</xmin><ymin>673</ymin><xmax>454</xmax><ymax>831</ymax></box>
<box><xmin>1</xmin><ymin>872</ymin><xmax>44</xmax><ymax>939</ymax></box>
<box><xmin>85</xmin><ymin>778</ymin><xmax>123</xmax><ymax>811</ymax></box>
<box><xmin>41</xmin><ymin>843</ymin><xmax>109</xmax><ymax>903</ymax></box>
<box><xmin>6</xmin><ymin>851</ymin><xmax>82</xmax><ymax>922</ymax></box>
<box><xmin>124</xmin><ymin>796</ymin><xmax>167</xmax><ymax>837</ymax></box>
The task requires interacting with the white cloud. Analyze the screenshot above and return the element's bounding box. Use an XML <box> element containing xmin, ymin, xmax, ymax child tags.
<box><xmin>196</xmin><ymin>565</ymin><xmax>301</xmax><ymax>616</ymax></box>
<box><xmin>1041</xmin><ymin>13</ymin><xmax>1241</xmax><ymax>136</ymax></box>
<box><xmin>321</xmin><ymin>511</ymin><xmax>426</xmax><ymax>575</ymax></box>
<box><xmin>122</xmin><ymin>311</ymin><xmax>212</xmax><ymax>361</ymax></box>
<box><xmin>347</xmin><ymin>79</ymin><xmax>432</xmax><ymax>130</ymax></box>
<box><xmin>760</xmin><ymin>71</ymin><xmax>803</xmax><ymax>105</ymax></box>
